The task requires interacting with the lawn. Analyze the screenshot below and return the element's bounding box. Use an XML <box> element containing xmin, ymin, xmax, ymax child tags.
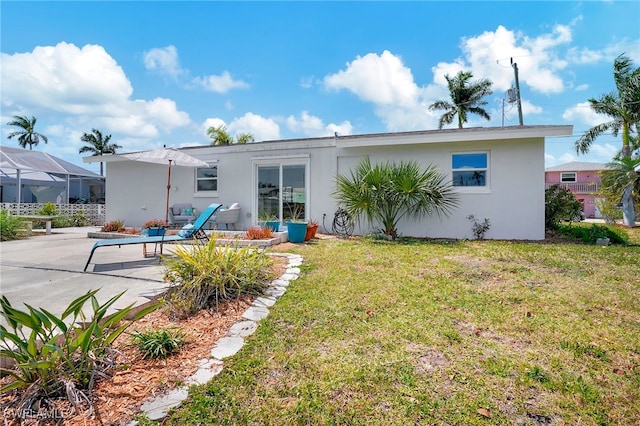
<box><xmin>162</xmin><ymin>230</ymin><xmax>640</xmax><ymax>425</ymax></box>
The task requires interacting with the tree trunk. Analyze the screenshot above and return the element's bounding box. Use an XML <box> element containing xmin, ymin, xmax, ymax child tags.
<box><xmin>621</xmin><ymin>185</ymin><xmax>635</xmax><ymax>227</ymax></box>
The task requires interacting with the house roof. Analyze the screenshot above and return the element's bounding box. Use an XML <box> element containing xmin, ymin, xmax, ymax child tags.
<box><xmin>85</xmin><ymin>125</ymin><xmax>574</xmax><ymax>164</ymax></box>
<box><xmin>0</xmin><ymin>145</ymin><xmax>103</xmax><ymax>179</ymax></box>
<box><xmin>545</xmin><ymin>161</ymin><xmax>609</xmax><ymax>172</ymax></box>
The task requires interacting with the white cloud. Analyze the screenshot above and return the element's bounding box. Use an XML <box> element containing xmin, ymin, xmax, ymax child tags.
<box><xmin>143</xmin><ymin>45</ymin><xmax>183</xmax><ymax>79</ymax></box>
<box><xmin>324</xmin><ymin>50</ymin><xmax>421</xmax><ymax>107</ymax></box>
<box><xmin>562</xmin><ymin>102</ymin><xmax>607</xmax><ymax>126</ymax></box>
<box><xmin>0</xmin><ymin>42</ymin><xmax>192</xmax><ymax>142</ymax></box>
<box><xmin>286</xmin><ymin>111</ymin><xmax>354</xmax><ymax>138</ymax></box>
<box><xmin>457</xmin><ymin>24</ymin><xmax>568</xmax><ymax>94</ymax></box>
<box><xmin>194</xmin><ymin>71</ymin><xmax>249</xmax><ymax>94</ymax></box>
<box><xmin>227</xmin><ymin>113</ymin><xmax>281</xmax><ymax>141</ymax></box>
<box><xmin>323</xmin><ymin>50</ymin><xmax>437</xmax><ymax>131</ymax></box>
<box><xmin>328</xmin><ymin>121</ymin><xmax>353</xmax><ymax>136</ymax></box>
<box><xmin>589</xmin><ymin>142</ymin><xmax>619</xmax><ymax>160</ymax></box>
<box><xmin>1</xmin><ymin>42</ymin><xmax>132</xmax><ymax>113</ymax></box>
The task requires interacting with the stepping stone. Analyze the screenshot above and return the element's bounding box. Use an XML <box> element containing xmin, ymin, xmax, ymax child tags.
<box><xmin>140</xmin><ymin>387</ymin><xmax>189</xmax><ymax>420</ymax></box>
<box><xmin>229</xmin><ymin>320</ymin><xmax>258</xmax><ymax>337</ymax></box>
<box><xmin>211</xmin><ymin>336</ymin><xmax>245</xmax><ymax>359</ymax></box>
<box><xmin>243</xmin><ymin>305</ymin><xmax>270</xmax><ymax>321</ymax></box>
<box><xmin>253</xmin><ymin>296</ymin><xmax>276</xmax><ymax>307</ymax></box>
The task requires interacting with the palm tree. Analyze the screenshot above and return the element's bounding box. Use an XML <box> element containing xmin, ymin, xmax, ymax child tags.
<box><xmin>600</xmin><ymin>157</ymin><xmax>640</xmax><ymax>226</ymax></box>
<box><xmin>207</xmin><ymin>125</ymin><xmax>255</xmax><ymax>145</ymax></box>
<box><xmin>207</xmin><ymin>125</ymin><xmax>233</xmax><ymax>145</ymax></box>
<box><xmin>334</xmin><ymin>158</ymin><xmax>459</xmax><ymax>240</ymax></box>
<box><xmin>235</xmin><ymin>133</ymin><xmax>255</xmax><ymax>144</ymax></box>
<box><xmin>79</xmin><ymin>129</ymin><xmax>122</xmax><ymax>176</ymax></box>
<box><xmin>6</xmin><ymin>115</ymin><xmax>49</xmax><ymax>150</ymax></box>
<box><xmin>575</xmin><ymin>54</ymin><xmax>640</xmax><ymax>226</ymax></box>
<box><xmin>429</xmin><ymin>71</ymin><xmax>493</xmax><ymax>129</ymax></box>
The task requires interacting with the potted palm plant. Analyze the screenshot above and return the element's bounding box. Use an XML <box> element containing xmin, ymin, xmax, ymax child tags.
<box><xmin>285</xmin><ymin>204</ymin><xmax>308</xmax><ymax>243</ymax></box>
<box><xmin>141</xmin><ymin>218</ymin><xmax>167</xmax><ymax>236</ymax></box>
<box><xmin>259</xmin><ymin>211</ymin><xmax>280</xmax><ymax>232</ymax></box>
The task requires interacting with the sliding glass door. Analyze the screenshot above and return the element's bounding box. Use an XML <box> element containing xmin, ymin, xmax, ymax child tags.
<box><xmin>256</xmin><ymin>162</ymin><xmax>307</xmax><ymax>223</ymax></box>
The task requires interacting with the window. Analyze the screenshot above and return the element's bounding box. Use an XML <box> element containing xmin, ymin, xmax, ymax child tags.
<box><xmin>452</xmin><ymin>152</ymin><xmax>488</xmax><ymax>187</ymax></box>
<box><xmin>561</xmin><ymin>172</ymin><xmax>576</xmax><ymax>183</ymax></box>
<box><xmin>196</xmin><ymin>166</ymin><xmax>217</xmax><ymax>192</ymax></box>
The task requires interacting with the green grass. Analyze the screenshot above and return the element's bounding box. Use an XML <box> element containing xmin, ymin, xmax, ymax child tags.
<box><xmin>164</xmin><ymin>230</ymin><xmax>640</xmax><ymax>425</ymax></box>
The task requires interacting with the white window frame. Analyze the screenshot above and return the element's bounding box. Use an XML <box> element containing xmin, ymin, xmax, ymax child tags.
<box><xmin>451</xmin><ymin>151</ymin><xmax>490</xmax><ymax>193</ymax></box>
<box><xmin>193</xmin><ymin>163</ymin><xmax>219</xmax><ymax>198</ymax></box>
<box><xmin>560</xmin><ymin>172</ymin><xmax>577</xmax><ymax>183</ymax></box>
<box><xmin>252</xmin><ymin>155</ymin><xmax>310</xmax><ymax>224</ymax></box>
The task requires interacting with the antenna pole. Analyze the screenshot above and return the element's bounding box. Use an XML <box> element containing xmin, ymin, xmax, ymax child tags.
<box><xmin>511</xmin><ymin>58</ymin><xmax>524</xmax><ymax>126</ymax></box>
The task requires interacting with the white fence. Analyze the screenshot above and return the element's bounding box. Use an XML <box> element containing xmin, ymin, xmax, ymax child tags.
<box><xmin>1</xmin><ymin>203</ymin><xmax>106</xmax><ymax>226</ymax></box>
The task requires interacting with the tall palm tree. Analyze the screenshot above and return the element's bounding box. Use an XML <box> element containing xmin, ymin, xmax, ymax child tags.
<box><xmin>429</xmin><ymin>71</ymin><xmax>493</xmax><ymax>129</ymax></box>
<box><xmin>334</xmin><ymin>158</ymin><xmax>459</xmax><ymax>240</ymax></box>
<box><xmin>79</xmin><ymin>129</ymin><xmax>122</xmax><ymax>176</ymax></box>
<box><xmin>576</xmin><ymin>54</ymin><xmax>640</xmax><ymax>226</ymax></box>
<box><xmin>600</xmin><ymin>157</ymin><xmax>640</xmax><ymax>226</ymax></box>
<box><xmin>6</xmin><ymin>115</ymin><xmax>49</xmax><ymax>150</ymax></box>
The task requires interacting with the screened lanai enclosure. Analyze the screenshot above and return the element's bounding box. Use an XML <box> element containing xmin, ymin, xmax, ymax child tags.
<box><xmin>0</xmin><ymin>146</ymin><xmax>105</xmax><ymax>204</ymax></box>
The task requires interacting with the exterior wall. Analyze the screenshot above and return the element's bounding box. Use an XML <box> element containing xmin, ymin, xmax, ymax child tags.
<box><xmin>103</xmin><ymin>135</ymin><xmax>546</xmax><ymax>240</ymax></box>
<box><xmin>335</xmin><ymin>138</ymin><xmax>544</xmax><ymax>240</ymax></box>
<box><xmin>545</xmin><ymin>170</ymin><xmax>603</xmax><ymax>218</ymax></box>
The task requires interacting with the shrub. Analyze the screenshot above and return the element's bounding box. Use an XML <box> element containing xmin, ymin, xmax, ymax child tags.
<box><xmin>467</xmin><ymin>214</ymin><xmax>491</xmax><ymax>240</ymax></box>
<box><xmin>245</xmin><ymin>226</ymin><xmax>274</xmax><ymax>240</ymax></box>
<box><xmin>131</xmin><ymin>327</ymin><xmax>186</xmax><ymax>359</ymax></box>
<box><xmin>163</xmin><ymin>236</ymin><xmax>275</xmax><ymax>319</ymax></box>
<box><xmin>545</xmin><ymin>184</ymin><xmax>583</xmax><ymax>229</ymax></box>
<box><xmin>0</xmin><ymin>209</ymin><xmax>26</xmax><ymax>241</ymax></box>
<box><xmin>54</xmin><ymin>211</ymin><xmax>90</xmax><ymax>228</ymax></box>
<box><xmin>0</xmin><ymin>290</ymin><xmax>159</xmax><ymax>406</ymax></box>
<box><xmin>595</xmin><ymin>195</ymin><xmax>623</xmax><ymax>225</ymax></box>
<box><xmin>101</xmin><ymin>219</ymin><xmax>125</xmax><ymax>232</ymax></box>
<box><xmin>557</xmin><ymin>223</ymin><xmax>629</xmax><ymax>244</ymax></box>
<box><xmin>37</xmin><ymin>201</ymin><xmax>58</xmax><ymax>216</ymax></box>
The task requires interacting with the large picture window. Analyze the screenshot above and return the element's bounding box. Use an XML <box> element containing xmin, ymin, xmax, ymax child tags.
<box><xmin>196</xmin><ymin>166</ymin><xmax>217</xmax><ymax>192</ymax></box>
<box><xmin>452</xmin><ymin>152</ymin><xmax>488</xmax><ymax>187</ymax></box>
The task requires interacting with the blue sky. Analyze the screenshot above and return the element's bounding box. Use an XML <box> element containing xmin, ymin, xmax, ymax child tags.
<box><xmin>1</xmin><ymin>1</ymin><xmax>639</xmax><ymax>175</ymax></box>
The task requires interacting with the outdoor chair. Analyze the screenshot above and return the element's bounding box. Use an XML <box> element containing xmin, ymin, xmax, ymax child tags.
<box><xmin>84</xmin><ymin>203</ymin><xmax>222</xmax><ymax>272</ymax></box>
<box><xmin>209</xmin><ymin>203</ymin><xmax>241</xmax><ymax>230</ymax></box>
<box><xmin>168</xmin><ymin>202</ymin><xmax>197</xmax><ymax>226</ymax></box>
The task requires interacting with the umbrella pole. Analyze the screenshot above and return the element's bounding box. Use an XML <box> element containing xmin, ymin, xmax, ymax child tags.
<box><xmin>165</xmin><ymin>159</ymin><xmax>172</xmax><ymax>224</ymax></box>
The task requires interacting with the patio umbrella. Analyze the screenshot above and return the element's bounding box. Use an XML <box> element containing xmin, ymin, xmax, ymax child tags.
<box><xmin>122</xmin><ymin>148</ymin><xmax>209</xmax><ymax>223</ymax></box>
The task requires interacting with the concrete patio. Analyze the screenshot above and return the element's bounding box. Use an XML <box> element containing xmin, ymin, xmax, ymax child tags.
<box><xmin>0</xmin><ymin>227</ymin><xmax>170</xmax><ymax>327</ymax></box>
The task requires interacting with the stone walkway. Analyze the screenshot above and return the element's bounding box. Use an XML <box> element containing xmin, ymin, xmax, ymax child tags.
<box><xmin>130</xmin><ymin>253</ymin><xmax>303</xmax><ymax>423</ymax></box>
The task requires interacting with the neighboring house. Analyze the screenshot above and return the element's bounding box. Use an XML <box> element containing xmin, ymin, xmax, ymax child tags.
<box><xmin>545</xmin><ymin>161</ymin><xmax>608</xmax><ymax>219</ymax></box>
<box><xmin>87</xmin><ymin>125</ymin><xmax>572</xmax><ymax>240</ymax></box>
<box><xmin>0</xmin><ymin>146</ymin><xmax>105</xmax><ymax>204</ymax></box>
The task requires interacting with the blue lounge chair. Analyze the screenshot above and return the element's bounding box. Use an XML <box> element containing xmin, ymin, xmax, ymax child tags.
<box><xmin>84</xmin><ymin>203</ymin><xmax>222</xmax><ymax>272</ymax></box>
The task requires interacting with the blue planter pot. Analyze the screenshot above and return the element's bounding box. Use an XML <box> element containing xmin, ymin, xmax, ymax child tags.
<box><xmin>265</xmin><ymin>221</ymin><xmax>280</xmax><ymax>232</ymax></box>
<box><xmin>142</xmin><ymin>227</ymin><xmax>166</xmax><ymax>237</ymax></box>
<box><xmin>286</xmin><ymin>221</ymin><xmax>308</xmax><ymax>243</ymax></box>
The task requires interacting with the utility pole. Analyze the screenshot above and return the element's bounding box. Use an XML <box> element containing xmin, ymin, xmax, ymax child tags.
<box><xmin>511</xmin><ymin>58</ymin><xmax>524</xmax><ymax>126</ymax></box>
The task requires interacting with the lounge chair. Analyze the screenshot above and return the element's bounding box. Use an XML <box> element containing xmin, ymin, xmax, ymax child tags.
<box><xmin>84</xmin><ymin>203</ymin><xmax>222</xmax><ymax>272</ymax></box>
<box><xmin>209</xmin><ymin>203</ymin><xmax>241</xmax><ymax>230</ymax></box>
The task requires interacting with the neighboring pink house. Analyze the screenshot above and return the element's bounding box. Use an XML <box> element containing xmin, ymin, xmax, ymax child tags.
<box><xmin>545</xmin><ymin>162</ymin><xmax>608</xmax><ymax>219</ymax></box>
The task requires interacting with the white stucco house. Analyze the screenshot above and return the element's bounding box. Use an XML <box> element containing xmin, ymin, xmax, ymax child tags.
<box><xmin>85</xmin><ymin>125</ymin><xmax>572</xmax><ymax>240</ymax></box>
